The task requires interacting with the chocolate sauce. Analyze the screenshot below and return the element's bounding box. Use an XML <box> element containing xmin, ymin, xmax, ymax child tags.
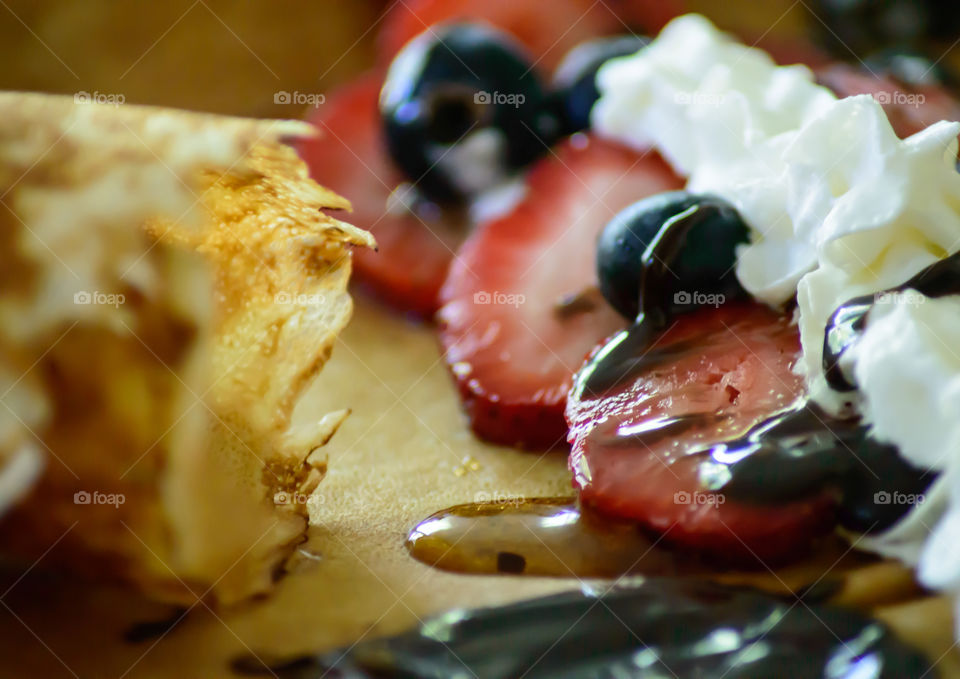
<box><xmin>576</xmin><ymin>248</ymin><xmax>956</xmax><ymax>528</ymax></box>
<box><xmin>587</xmin><ymin>192</ymin><xmax>751</xmax><ymax>395</ymax></box>
<box><xmin>574</xmin><ymin>323</ymin><xmax>694</xmax><ymax>397</ymax></box>
<box><xmin>405</xmin><ymin>497</ymin><xmax>713</xmax><ymax>577</ymax></box>
<box><xmin>823</xmin><ymin>297</ymin><xmax>872</xmax><ymax>392</ymax></box>
<box><xmin>229</xmin><ymin>579</ymin><xmax>934</xmax><ymax>678</ymax></box>
<box><xmin>823</xmin><ymin>250</ymin><xmax>960</xmax><ymax>391</ymax></box>
<box><xmin>700</xmin><ymin>401</ymin><xmax>936</xmax><ymax>533</ymax></box>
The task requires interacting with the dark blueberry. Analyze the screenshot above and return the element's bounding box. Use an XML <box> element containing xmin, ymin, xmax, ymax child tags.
<box><xmin>809</xmin><ymin>0</ymin><xmax>960</xmax><ymax>57</ymax></box>
<box><xmin>596</xmin><ymin>191</ymin><xmax>750</xmax><ymax>322</ymax></box>
<box><xmin>551</xmin><ymin>34</ymin><xmax>648</xmax><ymax>134</ymax></box>
<box><xmin>380</xmin><ymin>23</ymin><xmax>560</xmax><ymax>204</ymax></box>
<box><xmin>864</xmin><ymin>48</ymin><xmax>955</xmax><ymax>89</ymax></box>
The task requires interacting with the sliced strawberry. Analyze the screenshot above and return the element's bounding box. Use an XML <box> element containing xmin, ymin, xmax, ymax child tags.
<box><xmin>378</xmin><ymin>0</ymin><xmax>682</xmax><ymax>72</ymax></box>
<box><xmin>296</xmin><ymin>72</ymin><xmax>463</xmax><ymax>317</ymax></box>
<box><xmin>816</xmin><ymin>63</ymin><xmax>960</xmax><ymax>139</ymax></box>
<box><xmin>566</xmin><ymin>303</ymin><xmax>836</xmax><ymax>564</ymax></box>
<box><xmin>749</xmin><ymin>34</ymin><xmax>830</xmax><ymax>69</ymax></box>
<box><xmin>438</xmin><ymin>136</ymin><xmax>683</xmax><ymax>450</ymax></box>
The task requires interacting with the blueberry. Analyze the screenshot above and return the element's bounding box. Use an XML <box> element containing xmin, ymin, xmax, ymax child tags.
<box><xmin>863</xmin><ymin>48</ymin><xmax>948</xmax><ymax>87</ymax></box>
<box><xmin>551</xmin><ymin>34</ymin><xmax>648</xmax><ymax>134</ymax></box>
<box><xmin>596</xmin><ymin>191</ymin><xmax>750</xmax><ymax>321</ymax></box>
<box><xmin>864</xmin><ymin>48</ymin><xmax>956</xmax><ymax>89</ymax></box>
<box><xmin>380</xmin><ymin>23</ymin><xmax>560</xmax><ymax>205</ymax></box>
<box><xmin>810</xmin><ymin>0</ymin><xmax>960</xmax><ymax>57</ymax></box>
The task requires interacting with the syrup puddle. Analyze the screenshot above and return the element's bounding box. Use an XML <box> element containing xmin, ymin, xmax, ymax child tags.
<box><xmin>406</xmin><ymin>497</ymin><xmax>712</xmax><ymax>577</ymax></box>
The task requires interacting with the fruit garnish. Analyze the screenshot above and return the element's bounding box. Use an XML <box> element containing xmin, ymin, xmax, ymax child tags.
<box><xmin>298</xmin><ymin>73</ymin><xmax>463</xmax><ymax>317</ymax></box>
<box><xmin>566</xmin><ymin>303</ymin><xmax>835</xmax><ymax>563</ymax></box>
<box><xmin>438</xmin><ymin>135</ymin><xmax>682</xmax><ymax>449</ymax></box>
<box><xmin>380</xmin><ymin>23</ymin><xmax>559</xmax><ymax>205</ymax></box>
<box><xmin>551</xmin><ymin>34</ymin><xmax>649</xmax><ymax>134</ymax></box>
<box><xmin>377</xmin><ymin>0</ymin><xmax>662</xmax><ymax>72</ymax></box>
<box><xmin>817</xmin><ymin>62</ymin><xmax>960</xmax><ymax>141</ymax></box>
<box><xmin>595</xmin><ymin>190</ymin><xmax>750</xmax><ymax>321</ymax></box>
<box><xmin>810</xmin><ymin>0</ymin><xmax>960</xmax><ymax>57</ymax></box>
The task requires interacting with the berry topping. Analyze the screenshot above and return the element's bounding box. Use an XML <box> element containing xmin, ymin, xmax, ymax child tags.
<box><xmin>380</xmin><ymin>23</ymin><xmax>559</xmax><ymax>204</ymax></box>
<box><xmin>551</xmin><ymin>34</ymin><xmax>649</xmax><ymax>134</ymax></box>
<box><xmin>595</xmin><ymin>191</ymin><xmax>750</xmax><ymax>322</ymax></box>
<box><xmin>810</xmin><ymin>0</ymin><xmax>960</xmax><ymax>57</ymax></box>
<box><xmin>566</xmin><ymin>303</ymin><xmax>835</xmax><ymax>563</ymax></box>
<box><xmin>377</xmin><ymin>0</ymin><xmax>664</xmax><ymax>72</ymax></box>
<box><xmin>297</xmin><ymin>73</ymin><xmax>464</xmax><ymax>316</ymax></box>
<box><xmin>438</xmin><ymin>136</ymin><xmax>681</xmax><ymax>449</ymax></box>
<box><xmin>816</xmin><ymin>62</ymin><xmax>960</xmax><ymax>141</ymax></box>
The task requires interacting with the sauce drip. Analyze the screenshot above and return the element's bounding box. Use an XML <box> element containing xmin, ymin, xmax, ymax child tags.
<box><xmin>699</xmin><ymin>402</ymin><xmax>937</xmax><ymax>533</ymax></box>
<box><xmin>576</xmin><ymin>322</ymin><xmax>692</xmax><ymax>396</ymax></box>
<box><xmin>823</xmin><ymin>250</ymin><xmax>960</xmax><ymax>391</ymax></box>
<box><xmin>405</xmin><ymin>497</ymin><xmax>713</xmax><ymax>577</ymax></box>
<box><xmin>230</xmin><ymin>578</ymin><xmax>935</xmax><ymax>679</ymax></box>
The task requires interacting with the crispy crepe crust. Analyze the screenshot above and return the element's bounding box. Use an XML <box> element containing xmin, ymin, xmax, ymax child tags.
<box><xmin>0</xmin><ymin>92</ymin><xmax>373</xmax><ymax>605</ymax></box>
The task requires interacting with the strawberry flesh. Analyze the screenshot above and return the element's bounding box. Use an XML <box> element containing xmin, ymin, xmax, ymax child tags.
<box><xmin>438</xmin><ymin>136</ymin><xmax>682</xmax><ymax>449</ymax></box>
<box><xmin>566</xmin><ymin>303</ymin><xmax>836</xmax><ymax>564</ymax></box>
<box><xmin>817</xmin><ymin>63</ymin><xmax>960</xmax><ymax>140</ymax></box>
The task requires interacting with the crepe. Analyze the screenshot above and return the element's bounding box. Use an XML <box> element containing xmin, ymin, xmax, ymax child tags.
<box><xmin>0</xmin><ymin>92</ymin><xmax>373</xmax><ymax>606</ymax></box>
<box><xmin>0</xmin><ymin>300</ymin><xmax>956</xmax><ymax>678</ymax></box>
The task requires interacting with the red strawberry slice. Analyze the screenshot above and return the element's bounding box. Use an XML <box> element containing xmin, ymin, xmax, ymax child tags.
<box><xmin>566</xmin><ymin>303</ymin><xmax>836</xmax><ymax>564</ymax></box>
<box><xmin>438</xmin><ymin>136</ymin><xmax>682</xmax><ymax>450</ymax></box>
<box><xmin>378</xmin><ymin>0</ymin><xmax>682</xmax><ymax>71</ymax></box>
<box><xmin>296</xmin><ymin>72</ymin><xmax>463</xmax><ymax>317</ymax></box>
<box><xmin>816</xmin><ymin>63</ymin><xmax>960</xmax><ymax>140</ymax></box>
<box><xmin>749</xmin><ymin>34</ymin><xmax>830</xmax><ymax>69</ymax></box>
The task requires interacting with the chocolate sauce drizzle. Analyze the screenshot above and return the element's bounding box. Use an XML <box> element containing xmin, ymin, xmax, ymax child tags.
<box><xmin>229</xmin><ymin>579</ymin><xmax>934</xmax><ymax>678</ymax></box>
<box><xmin>823</xmin><ymin>250</ymin><xmax>960</xmax><ymax>391</ymax></box>
<box><xmin>698</xmin><ymin>401</ymin><xmax>936</xmax><ymax>533</ymax></box>
<box><xmin>576</xmin><ymin>233</ymin><xmax>957</xmax><ymax>529</ymax></box>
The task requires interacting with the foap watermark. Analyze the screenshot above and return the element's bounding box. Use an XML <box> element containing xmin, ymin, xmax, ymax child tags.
<box><xmin>273</xmin><ymin>490</ymin><xmax>325</xmax><ymax>508</ymax></box>
<box><xmin>274</xmin><ymin>291</ymin><xmax>326</xmax><ymax>305</ymax></box>
<box><xmin>674</xmin><ymin>490</ymin><xmax>725</xmax><ymax>506</ymax></box>
<box><xmin>74</xmin><ymin>90</ymin><xmax>125</xmax><ymax>107</ymax></box>
<box><xmin>674</xmin><ymin>291</ymin><xmax>725</xmax><ymax>308</ymax></box>
<box><xmin>674</xmin><ymin>91</ymin><xmax>726</xmax><ymax>107</ymax></box>
<box><xmin>872</xmin><ymin>90</ymin><xmax>925</xmax><ymax>108</ymax></box>
<box><xmin>474</xmin><ymin>491</ymin><xmax>525</xmax><ymax>506</ymax></box>
<box><xmin>74</xmin><ymin>290</ymin><xmax>125</xmax><ymax>308</ymax></box>
<box><xmin>74</xmin><ymin>490</ymin><xmax>125</xmax><ymax>508</ymax></box>
<box><xmin>274</xmin><ymin>91</ymin><xmax>326</xmax><ymax>107</ymax></box>
<box><xmin>473</xmin><ymin>290</ymin><xmax>525</xmax><ymax>307</ymax></box>
<box><xmin>874</xmin><ymin>491</ymin><xmax>925</xmax><ymax>507</ymax></box>
<box><xmin>874</xmin><ymin>290</ymin><xmax>926</xmax><ymax>307</ymax></box>
<box><xmin>474</xmin><ymin>91</ymin><xmax>526</xmax><ymax>108</ymax></box>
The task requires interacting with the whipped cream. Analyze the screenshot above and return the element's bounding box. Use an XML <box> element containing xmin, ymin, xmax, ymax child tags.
<box><xmin>594</xmin><ymin>13</ymin><xmax>960</xmax><ymax>409</ymax></box>
<box><xmin>593</xmin><ymin>13</ymin><xmax>960</xmax><ymax>625</ymax></box>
